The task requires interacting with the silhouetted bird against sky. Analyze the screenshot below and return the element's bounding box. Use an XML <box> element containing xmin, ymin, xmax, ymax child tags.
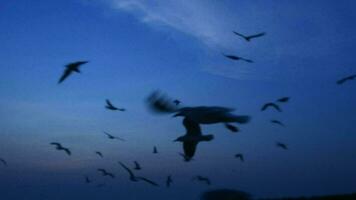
<box><xmin>235</xmin><ymin>154</ymin><xmax>244</xmax><ymax>162</ymax></box>
<box><xmin>261</xmin><ymin>103</ymin><xmax>282</xmax><ymax>112</ymax></box>
<box><xmin>270</xmin><ymin>120</ymin><xmax>285</xmax><ymax>127</ymax></box>
<box><xmin>276</xmin><ymin>142</ymin><xmax>288</xmax><ymax>150</ymax></box>
<box><xmin>58</xmin><ymin>61</ymin><xmax>88</xmax><ymax>84</ymax></box>
<box><xmin>97</xmin><ymin>169</ymin><xmax>115</xmax><ymax>178</ymax></box>
<box><xmin>85</xmin><ymin>176</ymin><xmax>91</xmax><ymax>183</ymax></box>
<box><xmin>173</xmin><ymin>99</ymin><xmax>181</xmax><ymax>105</ymax></box>
<box><xmin>95</xmin><ymin>151</ymin><xmax>103</xmax><ymax>158</ymax></box>
<box><xmin>277</xmin><ymin>97</ymin><xmax>290</xmax><ymax>103</ymax></box>
<box><xmin>193</xmin><ymin>176</ymin><xmax>211</xmax><ymax>185</ymax></box>
<box><xmin>337</xmin><ymin>74</ymin><xmax>356</xmax><ymax>85</ymax></box>
<box><xmin>103</xmin><ymin>131</ymin><xmax>125</xmax><ymax>141</ymax></box>
<box><xmin>166</xmin><ymin>175</ymin><xmax>172</xmax><ymax>188</ymax></box>
<box><xmin>118</xmin><ymin>162</ymin><xmax>159</xmax><ymax>186</ymax></box>
<box><xmin>225</xmin><ymin>123</ymin><xmax>239</xmax><ymax>132</ymax></box>
<box><xmin>233</xmin><ymin>31</ymin><xmax>266</xmax><ymax>42</ymax></box>
<box><xmin>153</xmin><ymin>146</ymin><xmax>158</xmax><ymax>154</ymax></box>
<box><xmin>133</xmin><ymin>161</ymin><xmax>141</xmax><ymax>170</ymax></box>
<box><xmin>0</xmin><ymin>158</ymin><xmax>7</xmax><ymax>166</ymax></box>
<box><xmin>222</xmin><ymin>53</ymin><xmax>253</xmax><ymax>63</ymax></box>
<box><xmin>174</xmin><ymin>118</ymin><xmax>214</xmax><ymax>161</ymax></box>
<box><xmin>105</xmin><ymin>99</ymin><xmax>125</xmax><ymax>111</ymax></box>
<box><xmin>50</xmin><ymin>142</ymin><xmax>71</xmax><ymax>156</ymax></box>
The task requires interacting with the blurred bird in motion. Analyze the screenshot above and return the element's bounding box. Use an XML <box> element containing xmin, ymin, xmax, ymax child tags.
<box><xmin>103</xmin><ymin>131</ymin><xmax>125</xmax><ymax>141</ymax></box>
<box><xmin>97</xmin><ymin>168</ymin><xmax>115</xmax><ymax>178</ymax></box>
<box><xmin>105</xmin><ymin>99</ymin><xmax>126</xmax><ymax>111</ymax></box>
<box><xmin>235</xmin><ymin>153</ymin><xmax>244</xmax><ymax>162</ymax></box>
<box><xmin>337</xmin><ymin>74</ymin><xmax>356</xmax><ymax>85</ymax></box>
<box><xmin>193</xmin><ymin>176</ymin><xmax>211</xmax><ymax>185</ymax></box>
<box><xmin>58</xmin><ymin>61</ymin><xmax>88</xmax><ymax>84</ymax></box>
<box><xmin>0</xmin><ymin>158</ymin><xmax>7</xmax><ymax>166</ymax></box>
<box><xmin>50</xmin><ymin>142</ymin><xmax>71</xmax><ymax>156</ymax></box>
<box><xmin>118</xmin><ymin>162</ymin><xmax>159</xmax><ymax>186</ymax></box>
<box><xmin>276</xmin><ymin>142</ymin><xmax>288</xmax><ymax>150</ymax></box>
<box><xmin>222</xmin><ymin>53</ymin><xmax>253</xmax><ymax>63</ymax></box>
<box><xmin>233</xmin><ymin>31</ymin><xmax>266</xmax><ymax>42</ymax></box>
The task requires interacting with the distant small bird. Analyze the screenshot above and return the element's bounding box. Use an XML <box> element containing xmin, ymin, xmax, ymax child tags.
<box><xmin>105</xmin><ymin>99</ymin><xmax>125</xmax><ymax>111</ymax></box>
<box><xmin>270</xmin><ymin>120</ymin><xmax>285</xmax><ymax>127</ymax></box>
<box><xmin>337</xmin><ymin>74</ymin><xmax>356</xmax><ymax>85</ymax></box>
<box><xmin>166</xmin><ymin>175</ymin><xmax>173</xmax><ymax>188</ymax></box>
<box><xmin>261</xmin><ymin>103</ymin><xmax>282</xmax><ymax>112</ymax></box>
<box><xmin>118</xmin><ymin>162</ymin><xmax>159</xmax><ymax>186</ymax></box>
<box><xmin>95</xmin><ymin>151</ymin><xmax>103</xmax><ymax>158</ymax></box>
<box><xmin>85</xmin><ymin>176</ymin><xmax>91</xmax><ymax>183</ymax></box>
<box><xmin>0</xmin><ymin>158</ymin><xmax>7</xmax><ymax>166</ymax></box>
<box><xmin>153</xmin><ymin>146</ymin><xmax>158</xmax><ymax>154</ymax></box>
<box><xmin>133</xmin><ymin>161</ymin><xmax>141</xmax><ymax>170</ymax></box>
<box><xmin>233</xmin><ymin>31</ymin><xmax>266</xmax><ymax>42</ymax></box>
<box><xmin>97</xmin><ymin>169</ymin><xmax>115</xmax><ymax>178</ymax></box>
<box><xmin>276</xmin><ymin>97</ymin><xmax>290</xmax><ymax>103</ymax></box>
<box><xmin>225</xmin><ymin>123</ymin><xmax>239</xmax><ymax>132</ymax></box>
<box><xmin>222</xmin><ymin>53</ymin><xmax>253</xmax><ymax>63</ymax></box>
<box><xmin>103</xmin><ymin>131</ymin><xmax>125</xmax><ymax>141</ymax></box>
<box><xmin>173</xmin><ymin>99</ymin><xmax>181</xmax><ymax>105</ymax></box>
<box><xmin>276</xmin><ymin>142</ymin><xmax>288</xmax><ymax>150</ymax></box>
<box><xmin>193</xmin><ymin>176</ymin><xmax>211</xmax><ymax>185</ymax></box>
<box><xmin>58</xmin><ymin>61</ymin><xmax>88</xmax><ymax>84</ymax></box>
<box><xmin>50</xmin><ymin>142</ymin><xmax>71</xmax><ymax>155</ymax></box>
<box><xmin>235</xmin><ymin>154</ymin><xmax>244</xmax><ymax>162</ymax></box>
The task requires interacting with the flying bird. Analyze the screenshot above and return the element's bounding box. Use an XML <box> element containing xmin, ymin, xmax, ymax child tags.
<box><xmin>222</xmin><ymin>53</ymin><xmax>253</xmax><ymax>63</ymax></box>
<box><xmin>173</xmin><ymin>99</ymin><xmax>181</xmax><ymax>105</ymax></box>
<box><xmin>225</xmin><ymin>123</ymin><xmax>239</xmax><ymax>132</ymax></box>
<box><xmin>58</xmin><ymin>61</ymin><xmax>88</xmax><ymax>84</ymax></box>
<box><xmin>97</xmin><ymin>169</ymin><xmax>115</xmax><ymax>178</ymax></box>
<box><xmin>153</xmin><ymin>146</ymin><xmax>158</xmax><ymax>154</ymax></box>
<box><xmin>133</xmin><ymin>161</ymin><xmax>141</xmax><ymax>170</ymax></box>
<box><xmin>233</xmin><ymin>31</ymin><xmax>266</xmax><ymax>42</ymax></box>
<box><xmin>174</xmin><ymin>118</ymin><xmax>214</xmax><ymax>161</ymax></box>
<box><xmin>105</xmin><ymin>99</ymin><xmax>125</xmax><ymax>111</ymax></box>
<box><xmin>103</xmin><ymin>131</ymin><xmax>125</xmax><ymax>141</ymax></box>
<box><xmin>276</xmin><ymin>142</ymin><xmax>288</xmax><ymax>150</ymax></box>
<box><xmin>50</xmin><ymin>142</ymin><xmax>71</xmax><ymax>155</ymax></box>
<box><xmin>166</xmin><ymin>175</ymin><xmax>173</xmax><ymax>188</ymax></box>
<box><xmin>261</xmin><ymin>103</ymin><xmax>282</xmax><ymax>112</ymax></box>
<box><xmin>193</xmin><ymin>176</ymin><xmax>211</xmax><ymax>185</ymax></box>
<box><xmin>277</xmin><ymin>97</ymin><xmax>290</xmax><ymax>103</ymax></box>
<box><xmin>118</xmin><ymin>162</ymin><xmax>159</xmax><ymax>186</ymax></box>
<box><xmin>95</xmin><ymin>151</ymin><xmax>103</xmax><ymax>158</ymax></box>
<box><xmin>0</xmin><ymin>158</ymin><xmax>7</xmax><ymax>166</ymax></box>
<box><xmin>270</xmin><ymin>120</ymin><xmax>285</xmax><ymax>127</ymax></box>
<box><xmin>337</xmin><ymin>74</ymin><xmax>356</xmax><ymax>85</ymax></box>
<box><xmin>85</xmin><ymin>176</ymin><xmax>91</xmax><ymax>183</ymax></box>
<box><xmin>235</xmin><ymin>154</ymin><xmax>244</xmax><ymax>162</ymax></box>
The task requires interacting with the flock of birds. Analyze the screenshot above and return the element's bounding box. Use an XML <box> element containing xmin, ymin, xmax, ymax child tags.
<box><xmin>1</xmin><ymin>30</ymin><xmax>355</xmax><ymax>194</ymax></box>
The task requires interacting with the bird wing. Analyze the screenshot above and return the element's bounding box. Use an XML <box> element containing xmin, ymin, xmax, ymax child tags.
<box><xmin>63</xmin><ymin>148</ymin><xmax>71</xmax><ymax>155</ymax></box>
<box><xmin>50</xmin><ymin>142</ymin><xmax>61</xmax><ymax>147</ymax></box>
<box><xmin>136</xmin><ymin>177</ymin><xmax>159</xmax><ymax>186</ymax></box>
<box><xmin>134</xmin><ymin>161</ymin><xmax>140</xmax><ymax>168</ymax></box>
<box><xmin>0</xmin><ymin>158</ymin><xmax>7</xmax><ymax>166</ymax></box>
<box><xmin>106</xmin><ymin>99</ymin><xmax>114</xmax><ymax>107</ymax></box>
<box><xmin>146</xmin><ymin>91</ymin><xmax>179</xmax><ymax>114</ymax></box>
<box><xmin>225</xmin><ymin>123</ymin><xmax>239</xmax><ymax>132</ymax></box>
<box><xmin>277</xmin><ymin>97</ymin><xmax>289</xmax><ymax>103</ymax></box>
<box><xmin>232</xmin><ymin>31</ymin><xmax>247</xmax><ymax>39</ymax></box>
<box><xmin>58</xmin><ymin>68</ymin><xmax>73</xmax><ymax>84</ymax></box>
<box><xmin>118</xmin><ymin>162</ymin><xmax>136</xmax><ymax>179</ymax></box>
<box><xmin>103</xmin><ymin>131</ymin><xmax>113</xmax><ymax>138</ymax></box>
<box><xmin>247</xmin><ymin>32</ymin><xmax>266</xmax><ymax>39</ymax></box>
<box><xmin>183</xmin><ymin>141</ymin><xmax>198</xmax><ymax>159</ymax></box>
<box><xmin>183</xmin><ymin>118</ymin><xmax>202</xmax><ymax>136</ymax></box>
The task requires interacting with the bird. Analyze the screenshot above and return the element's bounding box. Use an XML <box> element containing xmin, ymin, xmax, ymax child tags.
<box><xmin>276</xmin><ymin>142</ymin><xmax>288</xmax><ymax>150</ymax></box>
<box><xmin>133</xmin><ymin>161</ymin><xmax>141</xmax><ymax>170</ymax></box>
<box><xmin>235</xmin><ymin>154</ymin><xmax>244</xmax><ymax>162</ymax></box>
<box><xmin>193</xmin><ymin>176</ymin><xmax>211</xmax><ymax>185</ymax></box>
<box><xmin>270</xmin><ymin>120</ymin><xmax>285</xmax><ymax>127</ymax></box>
<box><xmin>103</xmin><ymin>131</ymin><xmax>125</xmax><ymax>141</ymax></box>
<box><xmin>225</xmin><ymin>123</ymin><xmax>239</xmax><ymax>132</ymax></box>
<box><xmin>85</xmin><ymin>176</ymin><xmax>91</xmax><ymax>183</ymax></box>
<box><xmin>58</xmin><ymin>61</ymin><xmax>88</xmax><ymax>84</ymax></box>
<box><xmin>118</xmin><ymin>162</ymin><xmax>159</xmax><ymax>186</ymax></box>
<box><xmin>153</xmin><ymin>146</ymin><xmax>158</xmax><ymax>154</ymax></box>
<box><xmin>97</xmin><ymin>169</ymin><xmax>115</xmax><ymax>178</ymax></box>
<box><xmin>166</xmin><ymin>175</ymin><xmax>173</xmax><ymax>188</ymax></box>
<box><xmin>95</xmin><ymin>151</ymin><xmax>103</xmax><ymax>158</ymax></box>
<box><xmin>105</xmin><ymin>99</ymin><xmax>125</xmax><ymax>111</ymax></box>
<box><xmin>173</xmin><ymin>99</ymin><xmax>181</xmax><ymax>105</ymax></box>
<box><xmin>337</xmin><ymin>74</ymin><xmax>356</xmax><ymax>85</ymax></box>
<box><xmin>50</xmin><ymin>142</ymin><xmax>71</xmax><ymax>155</ymax></box>
<box><xmin>147</xmin><ymin>91</ymin><xmax>251</xmax><ymax>125</ymax></box>
<box><xmin>174</xmin><ymin>118</ymin><xmax>214</xmax><ymax>161</ymax></box>
<box><xmin>233</xmin><ymin>31</ymin><xmax>266</xmax><ymax>42</ymax></box>
<box><xmin>276</xmin><ymin>97</ymin><xmax>290</xmax><ymax>103</ymax></box>
<box><xmin>0</xmin><ymin>158</ymin><xmax>7</xmax><ymax>166</ymax></box>
<box><xmin>222</xmin><ymin>53</ymin><xmax>253</xmax><ymax>63</ymax></box>
<box><xmin>261</xmin><ymin>102</ymin><xmax>282</xmax><ymax>112</ymax></box>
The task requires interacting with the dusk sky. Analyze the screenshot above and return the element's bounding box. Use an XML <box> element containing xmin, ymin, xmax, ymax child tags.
<box><xmin>0</xmin><ymin>0</ymin><xmax>356</xmax><ymax>199</ymax></box>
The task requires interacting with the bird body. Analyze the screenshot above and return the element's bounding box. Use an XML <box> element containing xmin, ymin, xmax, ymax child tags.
<box><xmin>222</xmin><ymin>54</ymin><xmax>253</xmax><ymax>63</ymax></box>
<box><xmin>277</xmin><ymin>97</ymin><xmax>290</xmax><ymax>103</ymax></box>
<box><xmin>235</xmin><ymin>154</ymin><xmax>244</xmax><ymax>162</ymax></box>
<box><xmin>233</xmin><ymin>31</ymin><xmax>266</xmax><ymax>41</ymax></box>
<box><xmin>58</xmin><ymin>61</ymin><xmax>88</xmax><ymax>84</ymax></box>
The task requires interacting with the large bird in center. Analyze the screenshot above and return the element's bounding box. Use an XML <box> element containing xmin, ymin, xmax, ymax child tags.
<box><xmin>58</xmin><ymin>61</ymin><xmax>88</xmax><ymax>84</ymax></box>
<box><xmin>147</xmin><ymin>91</ymin><xmax>251</xmax><ymax>127</ymax></box>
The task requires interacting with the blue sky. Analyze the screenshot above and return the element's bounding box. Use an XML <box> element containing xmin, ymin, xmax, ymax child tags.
<box><xmin>0</xmin><ymin>0</ymin><xmax>356</xmax><ymax>199</ymax></box>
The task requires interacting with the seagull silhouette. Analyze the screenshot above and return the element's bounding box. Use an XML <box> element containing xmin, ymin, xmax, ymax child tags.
<box><xmin>270</xmin><ymin>120</ymin><xmax>285</xmax><ymax>127</ymax></box>
<box><xmin>276</xmin><ymin>142</ymin><xmax>288</xmax><ymax>150</ymax></box>
<box><xmin>233</xmin><ymin>31</ymin><xmax>266</xmax><ymax>42</ymax></box>
<box><xmin>58</xmin><ymin>61</ymin><xmax>88</xmax><ymax>84</ymax></box>
<box><xmin>235</xmin><ymin>154</ymin><xmax>244</xmax><ymax>162</ymax></box>
<box><xmin>50</xmin><ymin>142</ymin><xmax>71</xmax><ymax>155</ymax></box>
<box><xmin>193</xmin><ymin>176</ymin><xmax>211</xmax><ymax>185</ymax></box>
<box><xmin>0</xmin><ymin>158</ymin><xmax>7</xmax><ymax>166</ymax></box>
<box><xmin>222</xmin><ymin>53</ymin><xmax>253</xmax><ymax>63</ymax></box>
<box><xmin>174</xmin><ymin>118</ymin><xmax>214</xmax><ymax>161</ymax></box>
<box><xmin>95</xmin><ymin>151</ymin><xmax>103</xmax><ymax>158</ymax></box>
<box><xmin>337</xmin><ymin>74</ymin><xmax>356</xmax><ymax>85</ymax></box>
<box><xmin>118</xmin><ymin>162</ymin><xmax>159</xmax><ymax>186</ymax></box>
<box><xmin>133</xmin><ymin>161</ymin><xmax>141</xmax><ymax>170</ymax></box>
<box><xmin>103</xmin><ymin>131</ymin><xmax>125</xmax><ymax>141</ymax></box>
<box><xmin>153</xmin><ymin>146</ymin><xmax>158</xmax><ymax>154</ymax></box>
<box><xmin>277</xmin><ymin>97</ymin><xmax>290</xmax><ymax>103</ymax></box>
<box><xmin>105</xmin><ymin>99</ymin><xmax>125</xmax><ymax>111</ymax></box>
<box><xmin>97</xmin><ymin>169</ymin><xmax>115</xmax><ymax>178</ymax></box>
<box><xmin>261</xmin><ymin>103</ymin><xmax>282</xmax><ymax>112</ymax></box>
<box><xmin>166</xmin><ymin>175</ymin><xmax>173</xmax><ymax>188</ymax></box>
<box><xmin>85</xmin><ymin>176</ymin><xmax>92</xmax><ymax>183</ymax></box>
<box><xmin>225</xmin><ymin>123</ymin><xmax>239</xmax><ymax>132</ymax></box>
